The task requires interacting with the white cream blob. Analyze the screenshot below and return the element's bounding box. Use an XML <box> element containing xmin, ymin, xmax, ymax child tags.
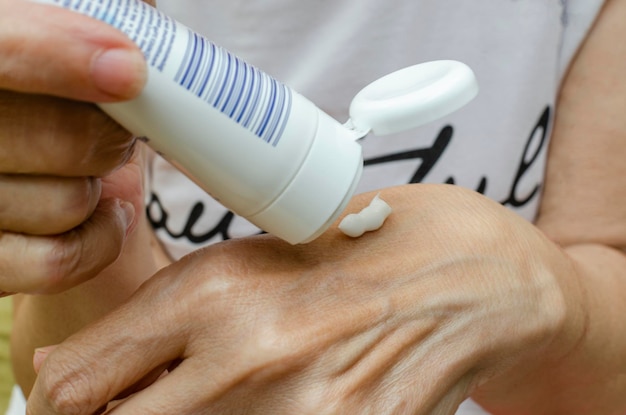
<box><xmin>338</xmin><ymin>193</ymin><xmax>392</xmax><ymax>238</ymax></box>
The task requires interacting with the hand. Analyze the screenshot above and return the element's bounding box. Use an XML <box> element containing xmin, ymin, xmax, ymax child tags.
<box><xmin>0</xmin><ymin>0</ymin><xmax>148</xmax><ymax>293</ymax></box>
<box><xmin>27</xmin><ymin>185</ymin><xmax>584</xmax><ymax>414</ymax></box>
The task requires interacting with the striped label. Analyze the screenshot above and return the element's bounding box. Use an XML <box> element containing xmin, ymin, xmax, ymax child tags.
<box><xmin>48</xmin><ymin>0</ymin><xmax>292</xmax><ymax>146</ymax></box>
<box><xmin>174</xmin><ymin>30</ymin><xmax>292</xmax><ymax>146</ymax></box>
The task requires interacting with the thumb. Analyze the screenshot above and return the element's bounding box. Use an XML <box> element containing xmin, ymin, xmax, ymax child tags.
<box><xmin>0</xmin><ymin>0</ymin><xmax>146</xmax><ymax>101</ymax></box>
<box><xmin>33</xmin><ymin>345</ymin><xmax>58</xmax><ymax>374</ymax></box>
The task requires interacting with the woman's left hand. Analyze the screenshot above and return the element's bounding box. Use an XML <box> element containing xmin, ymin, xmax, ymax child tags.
<box><xmin>26</xmin><ymin>184</ymin><xmax>584</xmax><ymax>415</ymax></box>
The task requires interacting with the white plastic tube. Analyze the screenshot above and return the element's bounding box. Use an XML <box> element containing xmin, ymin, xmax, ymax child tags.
<box><xmin>34</xmin><ymin>0</ymin><xmax>479</xmax><ymax>244</ymax></box>
<box><xmin>36</xmin><ymin>0</ymin><xmax>363</xmax><ymax>244</ymax></box>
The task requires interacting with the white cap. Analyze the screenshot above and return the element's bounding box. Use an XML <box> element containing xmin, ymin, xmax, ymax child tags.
<box><xmin>247</xmin><ymin>110</ymin><xmax>363</xmax><ymax>244</ymax></box>
<box><xmin>348</xmin><ymin>60</ymin><xmax>479</xmax><ymax>137</ymax></box>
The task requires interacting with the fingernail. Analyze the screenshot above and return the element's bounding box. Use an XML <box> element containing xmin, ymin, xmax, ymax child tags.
<box><xmin>33</xmin><ymin>346</ymin><xmax>56</xmax><ymax>373</ymax></box>
<box><xmin>119</xmin><ymin>201</ymin><xmax>136</xmax><ymax>236</ymax></box>
<box><xmin>91</xmin><ymin>48</ymin><xmax>147</xmax><ymax>99</ymax></box>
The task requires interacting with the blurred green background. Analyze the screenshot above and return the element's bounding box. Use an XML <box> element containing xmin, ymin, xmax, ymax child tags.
<box><xmin>0</xmin><ymin>298</ymin><xmax>13</xmax><ymax>414</ymax></box>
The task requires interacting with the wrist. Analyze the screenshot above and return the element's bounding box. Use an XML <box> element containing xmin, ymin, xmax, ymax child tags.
<box><xmin>471</xmin><ymin>241</ymin><xmax>590</xmax><ymax>414</ymax></box>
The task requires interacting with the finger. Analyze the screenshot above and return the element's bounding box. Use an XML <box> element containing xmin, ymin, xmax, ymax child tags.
<box><xmin>0</xmin><ymin>1</ymin><xmax>146</xmax><ymax>101</ymax></box>
<box><xmin>0</xmin><ymin>92</ymin><xmax>136</xmax><ymax>176</ymax></box>
<box><xmin>27</xmin><ymin>289</ymin><xmax>187</xmax><ymax>414</ymax></box>
<box><xmin>0</xmin><ymin>198</ymin><xmax>135</xmax><ymax>294</ymax></box>
<box><xmin>34</xmin><ymin>344</ymin><xmax>170</xmax><ymax>400</ymax></box>
<box><xmin>105</xmin><ymin>361</ymin><xmax>205</xmax><ymax>415</ymax></box>
<box><xmin>0</xmin><ymin>175</ymin><xmax>100</xmax><ymax>235</ymax></box>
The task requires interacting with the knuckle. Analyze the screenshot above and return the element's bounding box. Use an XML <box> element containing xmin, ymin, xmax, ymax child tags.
<box><xmin>59</xmin><ymin>104</ymin><xmax>131</xmax><ymax>176</ymax></box>
<box><xmin>39</xmin><ymin>355</ymin><xmax>98</xmax><ymax>415</ymax></box>
<box><xmin>242</xmin><ymin>319</ymin><xmax>305</xmax><ymax>380</ymax></box>
<box><xmin>534</xmin><ymin>263</ymin><xmax>569</xmax><ymax>338</ymax></box>
<box><xmin>87</xmin><ymin>114</ymin><xmax>135</xmax><ymax>176</ymax></box>
<box><xmin>36</xmin><ymin>235</ymin><xmax>81</xmax><ymax>292</ymax></box>
<box><xmin>300</xmin><ymin>397</ymin><xmax>334</xmax><ymax>415</ymax></box>
<box><xmin>251</xmin><ymin>322</ymin><xmax>293</xmax><ymax>358</ymax></box>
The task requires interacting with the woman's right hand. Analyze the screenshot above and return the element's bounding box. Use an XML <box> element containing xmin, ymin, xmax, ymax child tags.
<box><xmin>0</xmin><ymin>0</ymin><xmax>148</xmax><ymax>294</ymax></box>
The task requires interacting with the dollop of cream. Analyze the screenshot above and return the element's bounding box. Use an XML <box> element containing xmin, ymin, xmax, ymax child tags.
<box><xmin>338</xmin><ymin>193</ymin><xmax>392</xmax><ymax>238</ymax></box>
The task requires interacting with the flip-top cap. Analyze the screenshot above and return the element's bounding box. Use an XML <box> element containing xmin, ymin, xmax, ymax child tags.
<box><xmin>348</xmin><ymin>60</ymin><xmax>479</xmax><ymax>137</ymax></box>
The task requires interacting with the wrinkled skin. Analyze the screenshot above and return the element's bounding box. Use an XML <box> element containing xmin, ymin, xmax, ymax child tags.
<box><xmin>27</xmin><ymin>185</ymin><xmax>585</xmax><ymax>414</ymax></box>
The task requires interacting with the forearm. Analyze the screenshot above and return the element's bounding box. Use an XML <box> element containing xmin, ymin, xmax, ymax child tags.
<box><xmin>11</xmin><ymin>216</ymin><xmax>159</xmax><ymax>397</ymax></box>
<box><xmin>474</xmin><ymin>242</ymin><xmax>626</xmax><ymax>415</ymax></box>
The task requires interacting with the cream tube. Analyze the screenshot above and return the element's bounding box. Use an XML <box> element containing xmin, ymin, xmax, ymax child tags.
<box><xmin>36</xmin><ymin>0</ymin><xmax>362</xmax><ymax>244</ymax></box>
<box><xmin>34</xmin><ymin>0</ymin><xmax>479</xmax><ymax>244</ymax></box>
